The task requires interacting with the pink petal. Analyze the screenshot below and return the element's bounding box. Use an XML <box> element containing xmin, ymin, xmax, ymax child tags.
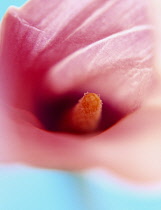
<box><xmin>19</xmin><ymin>0</ymin><xmax>150</xmax><ymax>67</ymax></box>
<box><xmin>0</xmin><ymin>102</ymin><xmax>98</xmax><ymax>169</ymax></box>
<box><xmin>0</xmin><ymin>8</ymin><xmax>43</xmax><ymax>108</ymax></box>
<box><xmin>0</xmin><ymin>0</ymin><xmax>158</xmax><ymax>182</ymax></box>
<box><xmin>0</xmin><ymin>0</ymin><xmax>150</xmax><ymax>109</ymax></box>
<box><xmin>91</xmin><ymin>105</ymin><xmax>161</xmax><ymax>182</ymax></box>
<box><xmin>2</xmin><ymin>97</ymin><xmax>161</xmax><ymax>182</ymax></box>
<box><xmin>47</xmin><ymin>26</ymin><xmax>153</xmax><ymax>112</ymax></box>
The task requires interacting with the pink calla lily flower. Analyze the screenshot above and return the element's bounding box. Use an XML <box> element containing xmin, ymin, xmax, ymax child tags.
<box><xmin>0</xmin><ymin>0</ymin><xmax>161</xmax><ymax>183</ymax></box>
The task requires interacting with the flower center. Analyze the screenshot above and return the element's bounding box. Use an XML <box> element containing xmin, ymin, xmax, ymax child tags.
<box><xmin>34</xmin><ymin>91</ymin><xmax>124</xmax><ymax>135</ymax></box>
<box><xmin>60</xmin><ymin>93</ymin><xmax>102</xmax><ymax>133</ymax></box>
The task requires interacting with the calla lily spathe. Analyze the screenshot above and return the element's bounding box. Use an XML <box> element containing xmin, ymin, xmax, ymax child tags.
<box><xmin>1</xmin><ymin>0</ymin><xmax>160</xmax><ymax>182</ymax></box>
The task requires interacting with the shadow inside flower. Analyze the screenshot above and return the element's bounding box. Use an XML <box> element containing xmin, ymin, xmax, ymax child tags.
<box><xmin>34</xmin><ymin>90</ymin><xmax>124</xmax><ymax>135</ymax></box>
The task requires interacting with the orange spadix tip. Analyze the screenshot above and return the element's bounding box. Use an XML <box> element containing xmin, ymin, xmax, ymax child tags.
<box><xmin>62</xmin><ymin>93</ymin><xmax>102</xmax><ymax>133</ymax></box>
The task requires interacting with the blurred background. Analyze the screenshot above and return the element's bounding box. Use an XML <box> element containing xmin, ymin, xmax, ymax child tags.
<box><xmin>1</xmin><ymin>1</ymin><xmax>161</xmax><ymax>210</ymax></box>
<box><xmin>0</xmin><ymin>0</ymin><xmax>26</xmax><ymax>19</ymax></box>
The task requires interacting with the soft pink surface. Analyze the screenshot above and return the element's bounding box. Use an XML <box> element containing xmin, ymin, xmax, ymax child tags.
<box><xmin>47</xmin><ymin>25</ymin><xmax>153</xmax><ymax>112</ymax></box>
<box><xmin>1</xmin><ymin>0</ymin><xmax>161</xmax><ymax>182</ymax></box>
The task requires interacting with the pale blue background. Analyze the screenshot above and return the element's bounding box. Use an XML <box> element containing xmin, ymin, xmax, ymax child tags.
<box><xmin>1</xmin><ymin>165</ymin><xmax>161</xmax><ymax>210</ymax></box>
<box><xmin>0</xmin><ymin>0</ymin><xmax>26</xmax><ymax>19</ymax></box>
<box><xmin>1</xmin><ymin>1</ymin><xmax>161</xmax><ymax>210</ymax></box>
<box><xmin>0</xmin><ymin>0</ymin><xmax>27</xmax><ymax>19</ymax></box>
